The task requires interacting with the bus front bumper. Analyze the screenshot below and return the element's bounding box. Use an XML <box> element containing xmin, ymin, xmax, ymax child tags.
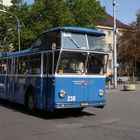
<box><xmin>54</xmin><ymin>101</ymin><xmax>106</xmax><ymax>109</ymax></box>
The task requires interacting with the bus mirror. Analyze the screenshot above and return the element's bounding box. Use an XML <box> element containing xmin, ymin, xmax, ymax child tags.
<box><xmin>52</xmin><ymin>43</ymin><xmax>56</xmax><ymax>49</ymax></box>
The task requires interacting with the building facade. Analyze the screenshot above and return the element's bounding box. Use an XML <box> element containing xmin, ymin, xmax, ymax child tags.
<box><xmin>96</xmin><ymin>13</ymin><xmax>127</xmax><ymax>76</ymax></box>
<box><xmin>0</xmin><ymin>0</ymin><xmax>12</xmax><ymax>6</ymax></box>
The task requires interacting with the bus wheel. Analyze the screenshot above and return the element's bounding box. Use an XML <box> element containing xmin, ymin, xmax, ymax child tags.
<box><xmin>26</xmin><ymin>93</ymin><xmax>36</xmax><ymax>114</ymax></box>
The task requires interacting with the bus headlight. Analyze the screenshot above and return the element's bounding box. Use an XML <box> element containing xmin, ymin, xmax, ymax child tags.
<box><xmin>59</xmin><ymin>90</ymin><xmax>66</xmax><ymax>98</ymax></box>
<box><xmin>98</xmin><ymin>89</ymin><xmax>104</xmax><ymax>97</ymax></box>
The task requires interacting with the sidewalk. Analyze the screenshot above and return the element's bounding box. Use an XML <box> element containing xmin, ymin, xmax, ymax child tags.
<box><xmin>106</xmin><ymin>83</ymin><xmax>140</xmax><ymax>93</ymax></box>
<box><xmin>106</xmin><ymin>84</ymin><xmax>123</xmax><ymax>93</ymax></box>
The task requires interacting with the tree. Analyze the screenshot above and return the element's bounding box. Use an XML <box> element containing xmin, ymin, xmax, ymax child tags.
<box><xmin>66</xmin><ymin>0</ymin><xmax>105</xmax><ymax>28</ymax></box>
<box><xmin>118</xmin><ymin>9</ymin><xmax>140</xmax><ymax>81</ymax></box>
<box><xmin>0</xmin><ymin>0</ymin><xmax>105</xmax><ymax>51</ymax></box>
<box><xmin>136</xmin><ymin>9</ymin><xmax>140</xmax><ymax>27</ymax></box>
<box><xmin>0</xmin><ymin>4</ymin><xmax>15</xmax><ymax>51</ymax></box>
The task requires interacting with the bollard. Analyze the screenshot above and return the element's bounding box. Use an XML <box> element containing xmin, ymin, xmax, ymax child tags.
<box><xmin>108</xmin><ymin>81</ymin><xmax>111</xmax><ymax>90</ymax></box>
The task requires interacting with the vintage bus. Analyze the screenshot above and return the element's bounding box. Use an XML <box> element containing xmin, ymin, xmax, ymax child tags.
<box><xmin>0</xmin><ymin>26</ymin><xmax>108</xmax><ymax>113</ymax></box>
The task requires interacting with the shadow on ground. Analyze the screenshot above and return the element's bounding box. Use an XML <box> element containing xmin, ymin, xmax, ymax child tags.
<box><xmin>0</xmin><ymin>99</ymin><xmax>95</xmax><ymax>120</ymax></box>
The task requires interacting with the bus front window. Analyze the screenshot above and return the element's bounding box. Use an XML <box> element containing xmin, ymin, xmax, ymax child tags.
<box><xmin>57</xmin><ymin>52</ymin><xmax>87</xmax><ymax>74</ymax></box>
<box><xmin>86</xmin><ymin>53</ymin><xmax>108</xmax><ymax>75</ymax></box>
<box><xmin>88</xmin><ymin>35</ymin><xmax>106</xmax><ymax>51</ymax></box>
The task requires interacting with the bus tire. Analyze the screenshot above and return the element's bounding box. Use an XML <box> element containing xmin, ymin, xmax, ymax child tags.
<box><xmin>25</xmin><ymin>91</ymin><xmax>37</xmax><ymax>114</ymax></box>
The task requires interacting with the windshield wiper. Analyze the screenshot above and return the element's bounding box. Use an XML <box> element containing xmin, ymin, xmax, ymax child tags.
<box><xmin>68</xmin><ymin>36</ymin><xmax>80</xmax><ymax>48</ymax></box>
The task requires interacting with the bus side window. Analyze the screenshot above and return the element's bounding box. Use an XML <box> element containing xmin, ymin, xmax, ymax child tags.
<box><xmin>43</xmin><ymin>53</ymin><xmax>48</xmax><ymax>74</ymax></box>
<box><xmin>7</xmin><ymin>59</ymin><xmax>12</xmax><ymax>74</ymax></box>
<box><xmin>14</xmin><ymin>58</ymin><xmax>18</xmax><ymax>74</ymax></box>
<box><xmin>0</xmin><ymin>60</ymin><xmax>2</xmax><ymax>74</ymax></box>
<box><xmin>0</xmin><ymin>60</ymin><xmax>7</xmax><ymax>74</ymax></box>
<box><xmin>45</xmin><ymin>32</ymin><xmax>60</xmax><ymax>49</ymax></box>
<box><xmin>29</xmin><ymin>54</ymin><xmax>41</xmax><ymax>74</ymax></box>
<box><xmin>48</xmin><ymin>53</ymin><xmax>53</xmax><ymax>75</ymax></box>
<box><xmin>34</xmin><ymin>37</ymin><xmax>42</xmax><ymax>48</ymax></box>
<box><xmin>18</xmin><ymin>56</ymin><xmax>29</xmax><ymax>74</ymax></box>
<box><xmin>48</xmin><ymin>52</ymin><xmax>59</xmax><ymax>75</ymax></box>
<box><xmin>33</xmin><ymin>34</ymin><xmax>45</xmax><ymax>50</ymax></box>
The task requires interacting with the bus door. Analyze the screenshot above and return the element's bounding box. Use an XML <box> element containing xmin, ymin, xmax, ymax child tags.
<box><xmin>43</xmin><ymin>53</ymin><xmax>50</xmax><ymax>109</ymax></box>
<box><xmin>43</xmin><ymin>52</ymin><xmax>58</xmax><ymax>109</ymax></box>
<box><xmin>7</xmin><ymin>58</ymin><xmax>17</xmax><ymax>101</ymax></box>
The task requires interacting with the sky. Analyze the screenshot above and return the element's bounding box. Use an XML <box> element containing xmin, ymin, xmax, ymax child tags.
<box><xmin>99</xmin><ymin>0</ymin><xmax>140</xmax><ymax>25</ymax></box>
<box><xmin>24</xmin><ymin>0</ymin><xmax>140</xmax><ymax>25</ymax></box>
<box><xmin>24</xmin><ymin>0</ymin><xmax>33</xmax><ymax>5</ymax></box>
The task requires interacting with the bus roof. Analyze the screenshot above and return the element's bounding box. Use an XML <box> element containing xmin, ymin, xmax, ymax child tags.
<box><xmin>42</xmin><ymin>26</ymin><xmax>105</xmax><ymax>36</ymax></box>
<box><xmin>6</xmin><ymin>48</ymin><xmax>31</xmax><ymax>58</ymax></box>
<box><xmin>0</xmin><ymin>26</ymin><xmax>106</xmax><ymax>58</ymax></box>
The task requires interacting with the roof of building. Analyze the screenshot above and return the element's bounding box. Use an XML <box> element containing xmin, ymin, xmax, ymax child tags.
<box><xmin>97</xmin><ymin>13</ymin><xmax>128</xmax><ymax>29</ymax></box>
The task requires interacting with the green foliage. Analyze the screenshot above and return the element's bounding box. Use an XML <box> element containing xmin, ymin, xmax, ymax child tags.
<box><xmin>0</xmin><ymin>0</ymin><xmax>105</xmax><ymax>51</ymax></box>
<box><xmin>0</xmin><ymin>6</ymin><xmax>15</xmax><ymax>51</ymax></box>
<box><xmin>66</xmin><ymin>0</ymin><xmax>105</xmax><ymax>28</ymax></box>
<box><xmin>118</xmin><ymin>9</ymin><xmax>140</xmax><ymax>78</ymax></box>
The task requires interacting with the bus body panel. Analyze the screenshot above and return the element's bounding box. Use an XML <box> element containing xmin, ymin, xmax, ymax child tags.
<box><xmin>54</xmin><ymin>76</ymin><xmax>106</xmax><ymax>109</ymax></box>
<box><xmin>6</xmin><ymin>76</ymin><xmax>43</xmax><ymax>109</ymax></box>
<box><xmin>21</xmin><ymin>76</ymin><xmax>42</xmax><ymax>109</ymax></box>
<box><xmin>42</xmin><ymin>77</ymin><xmax>54</xmax><ymax>110</ymax></box>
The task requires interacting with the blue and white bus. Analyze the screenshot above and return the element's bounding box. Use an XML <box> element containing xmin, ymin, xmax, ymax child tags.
<box><xmin>0</xmin><ymin>26</ymin><xmax>108</xmax><ymax>113</ymax></box>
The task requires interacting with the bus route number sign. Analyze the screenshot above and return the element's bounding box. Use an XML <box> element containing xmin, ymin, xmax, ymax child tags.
<box><xmin>67</xmin><ymin>96</ymin><xmax>76</xmax><ymax>101</ymax></box>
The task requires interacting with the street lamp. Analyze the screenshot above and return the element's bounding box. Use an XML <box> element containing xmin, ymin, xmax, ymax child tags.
<box><xmin>113</xmin><ymin>0</ymin><xmax>119</xmax><ymax>89</ymax></box>
<box><xmin>0</xmin><ymin>9</ymin><xmax>21</xmax><ymax>51</ymax></box>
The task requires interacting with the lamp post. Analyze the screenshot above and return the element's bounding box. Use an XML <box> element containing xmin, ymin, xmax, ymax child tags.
<box><xmin>0</xmin><ymin>9</ymin><xmax>21</xmax><ymax>51</ymax></box>
<box><xmin>113</xmin><ymin>0</ymin><xmax>119</xmax><ymax>89</ymax></box>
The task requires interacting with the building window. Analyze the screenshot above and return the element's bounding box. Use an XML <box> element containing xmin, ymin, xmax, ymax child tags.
<box><xmin>100</xmin><ymin>29</ymin><xmax>104</xmax><ymax>33</ymax></box>
<box><xmin>108</xmin><ymin>43</ymin><xmax>112</xmax><ymax>52</ymax></box>
<box><xmin>108</xmin><ymin>60</ymin><xmax>112</xmax><ymax>69</ymax></box>
<box><xmin>108</xmin><ymin>31</ymin><xmax>111</xmax><ymax>36</ymax></box>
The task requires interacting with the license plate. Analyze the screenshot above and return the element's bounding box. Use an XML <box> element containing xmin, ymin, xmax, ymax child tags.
<box><xmin>81</xmin><ymin>102</ymin><xmax>88</xmax><ymax>106</ymax></box>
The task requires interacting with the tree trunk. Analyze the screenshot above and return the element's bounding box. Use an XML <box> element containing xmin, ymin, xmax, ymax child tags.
<box><xmin>132</xmin><ymin>60</ymin><xmax>136</xmax><ymax>83</ymax></box>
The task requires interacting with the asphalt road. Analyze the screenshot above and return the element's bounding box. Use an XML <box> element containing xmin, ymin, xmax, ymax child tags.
<box><xmin>0</xmin><ymin>84</ymin><xmax>140</xmax><ymax>140</ymax></box>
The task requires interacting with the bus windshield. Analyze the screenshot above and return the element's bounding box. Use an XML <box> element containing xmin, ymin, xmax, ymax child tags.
<box><xmin>57</xmin><ymin>52</ymin><xmax>87</xmax><ymax>74</ymax></box>
<box><xmin>62</xmin><ymin>32</ymin><xmax>106</xmax><ymax>51</ymax></box>
<box><xmin>57</xmin><ymin>52</ymin><xmax>108</xmax><ymax>75</ymax></box>
<box><xmin>86</xmin><ymin>53</ymin><xmax>108</xmax><ymax>74</ymax></box>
